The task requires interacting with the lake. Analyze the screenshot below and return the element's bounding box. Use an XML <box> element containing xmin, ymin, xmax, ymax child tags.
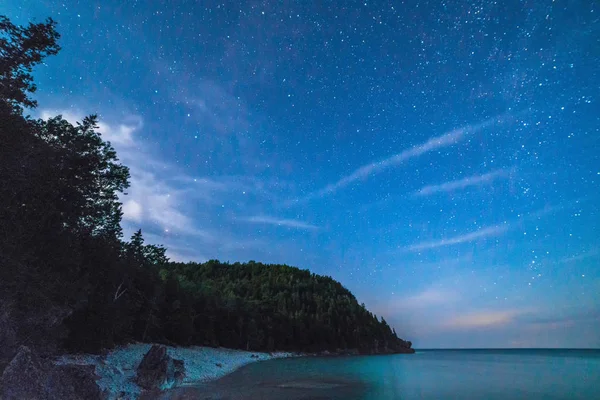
<box><xmin>158</xmin><ymin>349</ymin><xmax>600</xmax><ymax>399</ymax></box>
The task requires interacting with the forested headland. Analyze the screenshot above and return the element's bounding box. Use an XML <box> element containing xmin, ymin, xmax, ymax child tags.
<box><xmin>0</xmin><ymin>15</ymin><xmax>413</xmax><ymax>368</ymax></box>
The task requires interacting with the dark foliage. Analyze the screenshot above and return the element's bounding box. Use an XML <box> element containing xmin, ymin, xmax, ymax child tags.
<box><xmin>0</xmin><ymin>15</ymin><xmax>60</xmax><ymax>112</ymax></box>
<box><xmin>1</xmin><ymin>15</ymin><xmax>129</xmax><ymax>356</ymax></box>
<box><xmin>160</xmin><ymin>260</ymin><xmax>413</xmax><ymax>353</ymax></box>
<box><xmin>0</xmin><ymin>15</ymin><xmax>413</xmax><ymax>362</ymax></box>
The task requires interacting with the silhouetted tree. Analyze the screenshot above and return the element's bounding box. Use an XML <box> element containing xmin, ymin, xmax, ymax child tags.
<box><xmin>0</xmin><ymin>15</ymin><xmax>60</xmax><ymax>113</ymax></box>
<box><xmin>0</xmin><ymin>14</ymin><xmax>413</xmax><ymax>359</ymax></box>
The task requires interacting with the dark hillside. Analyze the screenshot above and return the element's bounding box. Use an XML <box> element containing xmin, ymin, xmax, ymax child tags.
<box><xmin>164</xmin><ymin>260</ymin><xmax>414</xmax><ymax>353</ymax></box>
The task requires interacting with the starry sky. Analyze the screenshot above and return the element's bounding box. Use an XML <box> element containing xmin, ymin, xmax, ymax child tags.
<box><xmin>3</xmin><ymin>0</ymin><xmax>598</xmax><ymax>348</ymax></box>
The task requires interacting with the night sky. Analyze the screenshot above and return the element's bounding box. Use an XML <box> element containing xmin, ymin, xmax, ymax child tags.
<box><xmin>3</xmin><ymin>0</ymin><xmax>598</xmax><ymax>348</ymax></box>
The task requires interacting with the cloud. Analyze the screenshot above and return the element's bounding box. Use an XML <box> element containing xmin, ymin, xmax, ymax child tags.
<box><xmin>295</xmin><ymin>114</ymin><xmax>506</xmax><ymax>203</ymax></box>
<box><xmin>166</xmin><ymin>76</ymin><xmax>277</xmax><ymax>174</ymax></box>
<box><xmin>177</xmin><ymin>79</ymin><xmax>249</xmax><ymax>135</ymax></box>
<box><xmin>97</xmin><ymin>117</ymin><xmax>142</xmax><ymax>147</ymax></box>
<box><xmin>240</xmin><ymin>215</ymin><xmax>319</xmax><ymax>230</ymax></box>
<box><xmin>401</xmin><ymin>287</ymin><xmax>459</xmax><ymax>308</ymax></box>
<box><xmin>121</xmin><ymin>199</ymin><xmax>143</xmax><ymax>223</ymax></box>
<box><xmin>522</xmin><ymin>307</ymin><xmax>600</xmax><ymax>330</ymax></box>
<box><xmin>403</xmin><ymin>224</ymin><xmax>509</xmax><ymax>252</ymax></box>
<box><xmin>39</xmin><ymin>110</ymin><xmax>141</xmax><ymax>148</ymax></box>
<box><xmin>415</xmin><ymin>254</ymin><xmax>475</xmax><ymax>269</ymax></box>
<box><xmin>38</xmin><ymin>109</ymin><xmax>230</xmax><ymax>242</ymax></box>
<box><xmin>173</xmin><ymin>175</ymin><xmax>292</xmax><ymax>206</ymax></box>
<box><xmin>38</xmin><ymin>107</ymin><xmax>303</xmax><ymax>265</ymax></box>
<box><xmin>370</xmin><ymin>286</ymin><xmax>461</xmax><ymax>321</ymax></box>
<box><xmin>443</xmin><ymin>309</ymin><xmax>524</xmax><ymax>329</ymax></box>
<box><xmin>123</xmin><ymin>169</ymin><xmax>213</xmax><ymax>239</ymax></box>
<box><xmin>40</xmin><ymin>109</ymin><xmax>208</xmax><ymax>237</ymax></box>
<box><xmin>415</xmin><ymin>169</ymin><xmax>509</xmax><ymax>197</ymax></box>
<box><xmin>557</xmin><ymin>248</ymin><xmax>599</xmax><ymax>264</ymax></box>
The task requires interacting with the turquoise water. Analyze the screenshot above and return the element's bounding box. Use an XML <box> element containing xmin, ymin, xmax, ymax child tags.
<box><xmin>194</xmin><ymin>349</ymin><xmax>600</xmax><ymax>400</ymax></box>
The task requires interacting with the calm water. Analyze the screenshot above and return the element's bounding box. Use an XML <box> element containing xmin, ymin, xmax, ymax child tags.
<box><xmin>160</xmin><ymin>349</ymin><xmax>600</xmax><ymax>400</ymax></box>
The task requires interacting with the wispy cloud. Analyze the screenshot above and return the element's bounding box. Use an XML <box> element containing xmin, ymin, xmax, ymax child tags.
<box><xmin>402</xmin><ymin>287</ymin><xmax>460</xmax><ymax>307</ymax></box>
<box><xmin>516</xmin><ymin>197</ymin><xmax>588</xmax><ymax>222</ymax></box>
<box><xmin>159</xmin><ymin>71</ymin><xmax>278</xmax><ymax>175</ymax></box>
<box><xmin>295</xmin><ymin>114</ymin><xmax>507</xmax><ymax>203</ymax></box>
<box><xmin>41</xmin><ymin>109</ymin><xmax>211</xmax><ymax>238</ymax></box>
<box><xmin>176</xmin><ymin>79</ymin><xmax>249</xmax><ymax>135</ymax></box>
<box><xmin>415</xmin><ymin>169</ymin><xmax>510</xmax><ymax>197</ymax></box>
<box><xmin>168</xmin><ymin>76</ymin><xmax>264</xmax><ymax>171</ymax></box>
<box><xmin>39</xmin><ymin>107</ymin><xmax>304</xmax><ymax>264</ymax></box>
<box><xmin>240</xmin><ymin>215</ymin><xmax>319</xmax><ymax>231</ymax></box>
<box><xmin>442</xmin><ymin>309</ymin><xmax>527</xmax><ymax>329</ymax></box>
<box><xmin>122</xmin><ymin>170</ymin><xmax>214</xmax><ymax>239</ymax></box>
<box><xmin>39</xmin><ymin>110</ymin><xmax>142</xmax><ymax>148</ymax></box>
<box><xmin>404</xmin><ymin>224</ymin><xmax>509</xmax><ymax>252</ymax></box>
<box><xmin>371</xmin><ymin>284</ymin><xmax>462</xmax><ymax>318</ymax></box>
<box><xmin>523</xmin><ymin>307</ymin><xmax>600</xmax><ymax>331</ymax></box>
<box><xmin>557</xmin><ymin>248</ymin><xmax>600</xmax><ymax>264</ymax></box>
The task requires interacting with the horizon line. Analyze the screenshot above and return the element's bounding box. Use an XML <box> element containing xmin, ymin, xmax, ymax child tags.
<box><xmin>413</xmin><ymin>347</ymin><xmax>600</xmax><ymax>350</ymax></box>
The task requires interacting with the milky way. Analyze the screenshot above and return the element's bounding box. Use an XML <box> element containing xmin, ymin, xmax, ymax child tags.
<box><xmin>3</xmin><ymin>0</ymin><xmax>598</xmax><ymax>347</ymax></box>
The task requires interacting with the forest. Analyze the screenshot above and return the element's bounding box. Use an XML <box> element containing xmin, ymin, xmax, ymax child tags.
<box><xmin>0</xmin><ymin>15</ymin><xmax>413</xmax><ymax>367</ymax></box>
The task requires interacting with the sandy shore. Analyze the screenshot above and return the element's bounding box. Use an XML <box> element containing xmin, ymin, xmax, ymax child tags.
<box><xmin>55</xmin><ymin>343</ymin><xmax>295</xmax><ymax>400</ymax></box>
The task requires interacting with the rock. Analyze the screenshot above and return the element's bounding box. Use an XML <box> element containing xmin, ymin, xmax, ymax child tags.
<box><xmin>136</xmin><ymin>345</ymin><xmax>169</xmax><ymax>390</ymax></box>
<box><xmin>0</xmin><ymin>303</ymin><xmax>17</xmax><ymax>373</ymax></box>
<box><xmin>172</xmin><ymin>358</ymin><xmax>185</xmax><ymax>386</ymax></box>
<box><xmin>0</xmin><ymin>326</ymin><xmax>16</xmax><ymax>374</ymax></box>
<box><xmin>0</xmin><ymin>345</ymin><xmax>103</xmax><ymax>400</ymax></box>
<box><xmin>21</xmin><ymin>305</ymin><xmax>72</xmax><ymax>356</ymax></box>
<box><xmin>0</xmin><ymin>346</ymin><xmax>49</xmax><ymax>399</ymax></box>
<box><xmin>49</xmin><ymin>364</ymin><xmax>104</xmax><ymax>400</ymax></box>
<box><xmin>136</xmin><ymin>345</ymin><xmax>185</xmax><ymax>391</ymax></box>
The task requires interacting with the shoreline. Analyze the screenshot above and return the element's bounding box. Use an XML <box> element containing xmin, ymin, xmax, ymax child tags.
<box><xmin>54</xmin><ymin>343</ymin><xmax>413</xmax><ymax>399</ymax></box>
<box><xmin>55</xmin><ymin>343</ymin><xmax>297</xmax><ymax>400</ymax></box>
<box><xmin>146</xmin><ymin>354</ymin><xmax>370</xmax><ymax>400</ymax></box>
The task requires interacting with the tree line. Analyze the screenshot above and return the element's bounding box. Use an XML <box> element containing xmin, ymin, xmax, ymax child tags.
<box><xmin>0</xmin><ymin>15</ymin><xmax>413</xmax><ymax>363</ymax></box>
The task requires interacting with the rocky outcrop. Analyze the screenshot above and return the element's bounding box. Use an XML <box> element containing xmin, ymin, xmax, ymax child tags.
<box><xmin>0</xmin><ymin>300</ymin><xmax>72</xmax><ymax>370</ymax></box>
<box><xmin>172</xmin><ymin>358</ymin><xmax>185</xmax><ymax>386</ymax></box>
<box><xmin>136</xmin><ymin>345</ymin><xmax>185</xmax><ymax>391</ymax></box>
<box><xmin>0</xmin><ymin>305</ymin><xmax>17</xmax><ymax>373</ymax></box>
<box><xmin>0</xmin><ymin>346</ymin><xmax>104</xmax><ymax>400</ymax></box>
<box><xmin>0</xmin><ymin>346</ymin><xmax>48</xmax><ymax>399</ymax></box>
<box><xmin>136</xmin><ymin>345</ymin><xmax>168</xmax><ymax>390</ymax></box>
<box><xmin>50</xmin><ymin>364</ymin><xmax>105</xmax><ymax>400</ymax></box>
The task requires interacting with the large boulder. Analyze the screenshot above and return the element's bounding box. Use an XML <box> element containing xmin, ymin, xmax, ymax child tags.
<box><xmin>50</xmin><ymin>364</ymin><xmax>105</xmax><ymax>400</ymax></box>
<box><xmin>136</xmin><ymin>345</ymin><xmax>168</xmax><ymax>390</ymax></box>
<box><xmin>0</xmin><ymin>346</ymin><xmax>104</xmax><ymax>400</ymax></box>
<box><xmin>0</xmin><ymin>346</ymin><xmax>49</xmax><ymax>399</ymax></box>
<box><xmin>136</xmin><ymin>345</ymin><xmax>185</xmax><ymax>391</ymax></box>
